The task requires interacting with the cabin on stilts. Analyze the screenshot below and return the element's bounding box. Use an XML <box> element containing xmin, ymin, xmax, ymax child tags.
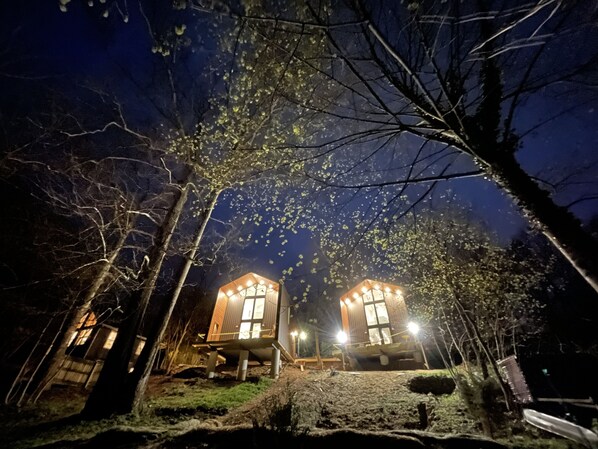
<box><xmin>338</xmin><ymin>279</ymin><xmax>426</xmax><ymax>371</ymax></box>
<box><xmin>194</xmin><ymin>272</ymin><xmax>293</xmax><ymax>380</ymax></box>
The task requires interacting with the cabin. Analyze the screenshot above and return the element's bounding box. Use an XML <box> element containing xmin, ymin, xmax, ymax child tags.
<box><xmin>54</xmin><ymin>311</ymin><xmax>146</xmax><ymax>388</ymax></box>
<box><xmin>195</xmin><ymin>272</ymin><xmax>293</xmax><ymax>380</ymax></box>
<box><xmin>338</xmin><ymin>279</ymin><xmax>425</xmax><ymax>370</ymax></box>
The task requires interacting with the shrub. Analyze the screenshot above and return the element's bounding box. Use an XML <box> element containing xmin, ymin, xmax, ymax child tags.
<box><xmin>407</xmin><ymin>375</ymin><xmax>456</xmax><ymax>395</ymax></box>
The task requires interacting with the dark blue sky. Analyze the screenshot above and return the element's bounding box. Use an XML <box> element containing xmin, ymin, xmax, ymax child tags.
<box><xmin>2</xmin><ymin>0</ymin><xmax>598</xmax><ymax>291</ymax></box>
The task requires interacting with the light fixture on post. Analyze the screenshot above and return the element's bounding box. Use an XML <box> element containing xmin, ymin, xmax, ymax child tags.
<box><xmin>297</xmin><ymin>330</ymin><xmax>307</xmax><ymax>357</ymax></box>
<box><xmin>407</xmin><ymin>321</ymin><xmax>429</xmax><ymax>369</ymax></box>
<box><xmin>337</xmin><ymin>330</ymin><xmax>348</xmax><ymax>370</ymax></box>
<box><xmin>290</xmin><ymin>330</ymin><xmax>298</xmax><ymax>359</ymax></box>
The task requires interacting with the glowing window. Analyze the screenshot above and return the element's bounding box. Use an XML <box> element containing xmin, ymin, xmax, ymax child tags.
<box><xmin>134</xmin><ymin>340</ymin><xmax>145</xmax><ymax>356</ymax></box>
<box><xmin>103</xmin><ymin>330</ymin><xmax>118</xmax><ymax>349</ymax></box>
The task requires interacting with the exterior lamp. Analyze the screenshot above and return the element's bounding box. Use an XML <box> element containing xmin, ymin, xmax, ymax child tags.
<box><xmin>407</xmin><ymin>322</ymin><xmax>420</xmax><ymax>336</ymax></box>
<box><xmin>337</xmin><ymin>330</ymin><xmax>348</xmax><ymax>370</ymax></box>
<box><xmin>407</xmin><ymin>322</ymin><xmax>429</xmax><ymax>369</ymax></box>
<box><xmin>299</xmin><ymin>330</ymin><xmax>307</xmax><ymax>340</ymax></box>
<box><xmin>290</xmin><ymin>330</ymin><xmax>299</xmax><ymax>359</ymax></box>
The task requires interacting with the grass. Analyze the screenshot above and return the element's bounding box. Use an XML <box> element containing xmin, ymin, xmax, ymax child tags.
<box><xmin>147</xmin><ymin>377</ymin><xmax>274</xmax><ymax>415</ymax></box>
<box><xmin>1</xmin><ymin>375</ymin><xmax>274</xmax><ymax>448</ymax></box>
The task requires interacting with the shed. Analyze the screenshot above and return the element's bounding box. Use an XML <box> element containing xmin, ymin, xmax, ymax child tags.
<box><xmin>54</xmin><ymin>311</ymin><xmax>146</xmax><ymax>388</ymax></box>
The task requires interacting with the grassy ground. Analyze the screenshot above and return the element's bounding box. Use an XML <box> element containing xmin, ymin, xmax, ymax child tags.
<box><xmin>0</xmin><ymin>365</ymin><xmax>591</xmax><ymax>449</ymax></box>
<box><xmin>0</xmin><ymin>374</ymin><xmax>273</xmax><ymax>449</ymax></box>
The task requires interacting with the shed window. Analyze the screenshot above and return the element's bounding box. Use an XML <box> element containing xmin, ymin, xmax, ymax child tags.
<box><xmin>69</xmin><ymin>312</ymin><xmax>97</xmax><ymax>347</ymax></box>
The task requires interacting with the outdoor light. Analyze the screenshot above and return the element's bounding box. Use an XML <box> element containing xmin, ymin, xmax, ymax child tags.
<box><xmin>396</xmin><ymin>289</ymin><xmax>402</xmax><ymax>295</ymax></box>
<box><xmin>258</xmin><ymin>280</ymin><xmax>265</xmax><ymax>285</ymax></box>
<box><xmin>290</xmin><ymin>330</ymin><xmax>298</xmax><ymax>337</ymax></box>
<box><xmin>337</xmin><ymin>331</ymin><xmax>348</xmax><ymax>344</ymax></box>
<box><xmin>361</xmin><ymin>286</ymin><xmax>367</xmax><ymax>293</ymax></box>
<box><xmin>299</xmin><ymin>330</ymin><xmax>307</xmax><ymax>340</ymax></box>
<box><xmin>237</xmin><ymin>285</ymin><xmax>243</xmax><ymax>291</ymax></box>
<box><xmin>407</xmin><ymin>322</ymin><xmax>420</xmax><ymax>335</ymax></box>
<box><xmin>268</xmin><ymin>283</ymin><xmax>273</xmax><ymax>289</ymax></box>
<box><xmin>246</xmin><ymin>280</ymin><xmax>253</xmax><ymax>287</ymax></box>
<box><xmin>352</xmin><ymin>293</ymin><xmax>359</xmax><ymax>299</ymax></box>
<box><xmin>374</xmin><ymin>284</ymin><xmax>380</xmax><ymax>290</ymax></box>
<box><xmin>384</xmin><ymin>286</ymin><xmax>391</xmax><ymax>293</ymax></box>
<box><xmin>226</xmin><ymin>290</ymin><xmax>233</xmax><ymax>296</ymax></box>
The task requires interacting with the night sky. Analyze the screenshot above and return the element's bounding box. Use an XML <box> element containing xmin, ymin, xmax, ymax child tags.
<box><xmin>2</xmin><ymin>1</ymin><xmax>598</xmax><ymax>302</ymax></box>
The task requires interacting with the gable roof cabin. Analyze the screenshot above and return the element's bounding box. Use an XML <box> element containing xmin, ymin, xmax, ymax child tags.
<box><xmin>196</xmin><ymin>272</ymin><xmax>293</xmax><ymax>380</ymax></box>
<box><xmin>339</xmin><ymin>279</ymin><xmax>425</xmax><ymax>370</ymax></box>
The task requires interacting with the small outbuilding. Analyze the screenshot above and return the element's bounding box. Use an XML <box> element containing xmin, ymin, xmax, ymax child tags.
<box><xmin>55</xmin><ymin>311</ymin><xmax>146</xmax><ymax>387</ymax></box>
<box><xmin>195</xmin><ymin>272</ymin><xmax>293</xmax><ymax>380</ymax></box>
<box><xmin>338</xmin><ymin>279</ymin><xmax>425</xmax><ymax>370</ymax></box>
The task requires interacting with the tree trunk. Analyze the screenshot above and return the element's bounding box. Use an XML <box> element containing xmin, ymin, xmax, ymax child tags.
<box><xmin>4</xmin><ymin>316</ymin><xmax>55</xmax><ymax>405</ymax></box>
<box><xmin>166</xmin><ymin>319</ymin><xmax>191</xmax><ymax>374</ymax></box>
<box><xmin>81</xmin><ymin>176</ymin><xmax>193</xmax><ymax>420</ymax></box>
<box><xmin>121</xmin><ymin>190</ymin><xmax>220</xmax><ymax>414</ymax></box>
<box><xmin>489</xmin><ymin>153</ymin><xmax>598</xmax><ymax>294</ymax></box>
<box><xmin>314</xmin><ymin>329</ymin><xmax>323</xmax><ymax>370</ymax></box>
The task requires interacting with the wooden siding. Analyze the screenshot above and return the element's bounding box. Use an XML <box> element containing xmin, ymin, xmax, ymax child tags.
<box><xmin>276</xmin><ymin>287</ymin><xmax>291</xmax><ymax>355</ymax></box>
<box><xmin>345</xmin><ymin>300</ymin><xmax>369</xmax><ymax>345</ymax></box>
<box><xmin>85</xmin><ymin>325</ymin><xmax>116</xmax><ymax>360</ymax></box>
<box><xmin>386</xmin><ymin>293</ymin><xmax>409</xmax><ymax>341</ymax></box>
<box><xmin>262</xmin><ymin>289</ymin><xmax>279</xmax><ymax>337</ymax></box>
<box><xmin>207</xmin><ymin>294</ymin><xmax>228</xmax><ymax>341</ymax></box>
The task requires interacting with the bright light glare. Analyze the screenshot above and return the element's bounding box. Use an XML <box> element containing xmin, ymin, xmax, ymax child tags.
<box><xmin>407</xmin><ymin>322</ymin><xmax>420</xmax><ymax>335</ymax></box>
<box><xmin>290</xmin><ymin>330</ymin><xmax>298</xmax><ymax>337</ymax></box>
<box><xmin>337</xmin><ymin>331</ymin><xmax>348</xmax><ymax>344</ymax></box>
<box><xmin>299</xmin><ymin>331</ymin><xmax>307</xmax><ymax>340</ymax></box>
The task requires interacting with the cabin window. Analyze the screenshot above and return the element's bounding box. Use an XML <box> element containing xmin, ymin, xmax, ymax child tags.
<box><xmin>103</xmin><ymin>330</ymin><xmax>118</xmax><ymax>349</ymax></box>
<box><xmin>134</xmin><ymin>340</ymin><xmax>145</xmax><ymax>356</ymax></box>
<box><xmin>68</xmin><ymin>311</ymin><xmax>97</xmax><ymax>347</ymax></box>
<box><xmin>364</xmin><ymin>291</ymin><xmax>392</xmax><ymax>345</ymax></box>
<box><xmin>239</xmin><ymin>287</ymin><xmax>266</xmax><ymax>339</ymax></box>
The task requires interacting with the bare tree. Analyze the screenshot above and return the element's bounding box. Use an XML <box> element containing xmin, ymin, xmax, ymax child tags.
<box><xmin>210</xmin><ymin>0</ymin><xmax>598</xmax><ymax>294</ymax></box>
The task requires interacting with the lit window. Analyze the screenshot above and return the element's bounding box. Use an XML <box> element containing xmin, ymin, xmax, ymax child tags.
<box><xmin>242</xmin><ymin>298</ymin><xmax>255</xmax><ymax>320</ymax></box>
<box><xmin>375</xmin><ymin>303</ymin><xmax>390</xmax><ymax>324</ymax></box>
<box><xmin>372</xmin><ymin>289</ymin><xmax>384</xmax><ymax>301</ymax></box>
<box><xmin>134</xmin><ymin>340</ymin><xmax>145</xmax><ymax>356</ymax></box>
<box><xmin>103</xmin><ymin>330</ymin><xmax>117</xmax><ymax>349</ymax></box>
<box><xmin>253</xmin><ymin>297</ymin><xmax>265</xmax><ymax>320</ymax></box>
<box><xmin>238</xmin><ymin>285</ymin><xmax>266</xmax><ymax>340</ymax></box>
<box><xmin>239</xmin><ymin>322</ymin><xmax>251</xmax><ymax>339</ymax></box>
<box><xmin>71</xmin><ymin>312</ymin><xmax>97</xmax><ymax>346</ymax></box>
<box><xmin>363</xmin><ymin>290</ymin><xmax>392</xmax><ymax>345</ymax></box>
